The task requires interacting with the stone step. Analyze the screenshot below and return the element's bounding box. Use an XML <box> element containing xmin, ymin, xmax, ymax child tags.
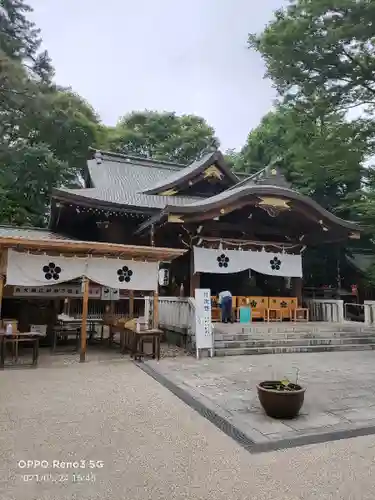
<box><xmin>214</xmin><ymin>336</ymin><xmax>375</xmax><ymax>349</ymax></box>
<box><xmin>217</xmin><ymin>325</ymin><xmax>375</xmax><ymax>335</ymax></box>
<box><xmin>214</xmin><ymin>331</ymin><xmax>375</xmax><ymax>341</ymax></box>
<box><xmin>214</xmin><ymin>343</ymin><xmax>375</xmax><ymax>356</ymax></box>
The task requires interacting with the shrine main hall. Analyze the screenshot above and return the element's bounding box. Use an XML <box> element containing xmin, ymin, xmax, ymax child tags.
<box><xmin>0</xmin><ymin>148</ymin><xmax>361</xmax><ymax>331</ymax></box>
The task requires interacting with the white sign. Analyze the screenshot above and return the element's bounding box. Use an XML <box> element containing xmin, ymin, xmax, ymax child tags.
<box><xmin>195</xmin><ymin>288</ymin><xmax>214</xmax><ymax>359</ymax></box>
<box><xmin>13</xmin><ymin>285</ymin><xmax>101</xmax><ymax>298</ymax></box>
<box><xmin>101</xmin><ymin>287</ymin><xmax>120</xmax><ymax>301</ymax></box>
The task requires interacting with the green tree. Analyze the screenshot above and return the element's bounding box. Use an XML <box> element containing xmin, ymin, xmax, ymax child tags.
<box><xmin>0</xmin><ymin>1</ymin><xmax>102</xmax><ymax>225</ymax></box>
<box><xmin>108</xmin><ymin>111</ymin><xmax>219</xmax><ymax>164</ymax></box>
<box><xmin>237</xmin><ymin>104</ymin><xmax>368</xmax><ymax>218</ymax></box>
<box><xmin>0</xmin><ymin>143</ymin><xmax>69</xmax><ymax>226</ymax></box>
<box><xmin>248</xmin><ymin>0</ymin><xmax>375</xmax><ymax>286</ymax></box>
<box><xmin>35</xmin><ymin>90</ymin><xmax>102</xmax><ymax>180</ymax></box>
<box><xmin>0</xmin><ymin>0</ymin><xmax>54</xmax><ymax>82</ymax></box>
<box><xmin>248</xmin><ymin>0</ymin><xmax>375</xmax><ymax>113</ymax></box>
<box><xmin>224</xmin><ymin>149</ymin><xmax>243</xmax><ymax>171</ymax></box>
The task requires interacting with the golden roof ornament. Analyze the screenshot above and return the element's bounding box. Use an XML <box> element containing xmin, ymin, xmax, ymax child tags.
<box><xmin>203</xmin><ymin>165</ymin><xmax>224</xmax><ymax>180</ymax></box>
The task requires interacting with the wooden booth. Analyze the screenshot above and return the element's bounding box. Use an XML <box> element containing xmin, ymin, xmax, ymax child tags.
<box><xmin>0</xmin><ymin>231</ymin><xmax>185</xmax><ymax>363</ymax></box>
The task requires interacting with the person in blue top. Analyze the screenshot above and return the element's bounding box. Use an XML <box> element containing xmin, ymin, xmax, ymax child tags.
<box><xmin>218</xmin><ymin>290</ymin><xmax>233</xmax><ymax>323</ymax></box>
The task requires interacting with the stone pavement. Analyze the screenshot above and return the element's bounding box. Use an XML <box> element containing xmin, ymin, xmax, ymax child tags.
<box><xmin>1</xmin><ymin>353</ymin><xmax>375</xmax><ymax>499</ymax></box>
<box><xmin>147</xmin><ymin>351</ymin><xmax>375</xmax><ymax>446</ymax></box>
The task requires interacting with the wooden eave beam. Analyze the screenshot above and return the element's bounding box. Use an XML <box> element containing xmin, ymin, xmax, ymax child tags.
<box><xmin>0</xmin><ymin>237</ymin><xmax>186</xmax><ymax>262</ymax></box>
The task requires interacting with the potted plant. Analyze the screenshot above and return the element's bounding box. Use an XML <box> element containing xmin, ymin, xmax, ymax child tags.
<box><xmin>257</xmin><ymin>372</ymin><xmax>305</xmax><ymax>419</ymax></box>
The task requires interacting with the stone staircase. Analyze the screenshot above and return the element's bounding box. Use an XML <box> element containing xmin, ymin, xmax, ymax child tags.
<box><xmin>213</xmin><ymin>322</ymin><xmax>375</xmax><ymax>356</ymax></box>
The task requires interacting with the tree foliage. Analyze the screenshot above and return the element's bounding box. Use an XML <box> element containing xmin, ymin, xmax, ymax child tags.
<box><xmin>248</xmin><ymin>0</ymin><xmax>375</xmax><ymax>286</ymax></box>
<box><xmin>0</xmin><ymin>0</ymin><xmax>53</xmax><ymax>82</ymax></box>
<box><xmin>0</xmin><ymin>0</ymin><xmax>101</xmax><ymax>226</ymax></box>
<box><xmin>237</xmin><ymin>104</ymin><xmax>371</xmax><ymax>217</ymax></box>
<box><xmin>249</xmin><ymin>0</ymin><xmax>375</xmax><ymax>114</ymax></box>
<box><xmin>107</xmin><ymin>111</ymin><xmax>219</xmax><ymax>164</ymax></box>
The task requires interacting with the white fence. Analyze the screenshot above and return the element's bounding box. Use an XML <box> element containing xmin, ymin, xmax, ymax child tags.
<box><xmin>150</xmin><ymin>296</ymin><xmax>196</xmax><ymax>345</ymax></box>
<box><xmin>364</xmin><ymin>301</ymin><xmax>375</xmax><ymax>325</ymax></box>
<box><xmin>305</xmin><ymin>299</ymin><xmax>344</xmax><ymax>322</ymax></box>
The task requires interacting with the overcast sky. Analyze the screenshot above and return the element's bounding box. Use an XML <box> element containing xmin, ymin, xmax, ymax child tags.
<box><xmin>29</xmin><ymin>0</ymin><xmax>286</xmax><ymax>151</ymax></box>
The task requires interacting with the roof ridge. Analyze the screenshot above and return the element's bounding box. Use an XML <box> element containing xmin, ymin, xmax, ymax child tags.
<box><xmin>90</xmin><ymin>148</ymin><xmax>186</xmax><ymax>169</ymax></box>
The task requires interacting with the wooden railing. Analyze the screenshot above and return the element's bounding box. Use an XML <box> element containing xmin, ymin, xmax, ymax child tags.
<box><xmin>305</xmin><ymin>299</ymin><xmax>344</xmax><ymax>322</ymax></box>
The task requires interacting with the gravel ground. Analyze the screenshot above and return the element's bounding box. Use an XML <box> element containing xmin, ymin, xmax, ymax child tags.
<box><xmin>0</xmin><ymin>356</ymin><xmax>375</xmax><ymax>500</ymax></box>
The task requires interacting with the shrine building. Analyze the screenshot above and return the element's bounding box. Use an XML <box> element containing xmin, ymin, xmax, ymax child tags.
<box><xmin>0</xmin><ymin>148</ymin><xmax>361</xmax><ymax>339</ymax></box>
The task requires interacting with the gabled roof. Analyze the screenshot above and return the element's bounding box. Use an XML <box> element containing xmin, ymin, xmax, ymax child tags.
<box><xmin>51</xmin><ymin>149</ymin><xmax>358</xmax><ymax>240</ymax></box>
<box><xmin>53</xmin><ymin>150</ymin><xmax>200</xmax><ymax>211</ymax></box>
<box><xmin>86</xmin><ymin>150</ymin><xmax>184</xmax><ymax>191</ymax></box>
<box><xmin>53</xmin><ymin>149</ymin><xmax>243</xmax><ymax>211</ymax></box>
<box><xmin>141</xmin><ymin>150</ymin><xmax>239</xmax><ymax>195</ymax></box>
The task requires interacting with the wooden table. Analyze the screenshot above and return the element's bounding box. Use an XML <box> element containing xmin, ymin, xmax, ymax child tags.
<box><xmin>266</xmin><ymin>308</ymin><xmax>282</xmax><ymax>322</ymax></box>
<box><xmin>124</xmin><ymin>327</ymin><xmax>163</xmax><ymax>361</ymax></box>
<box><xmin>0</xmin><ymin>332</ymin><xmax>44</xmax><ymax>368</ymax></box>
<box><xmin>52</xmin><ymin>319</ymin><xmax>103</xmax><ymax>353</ymax></box>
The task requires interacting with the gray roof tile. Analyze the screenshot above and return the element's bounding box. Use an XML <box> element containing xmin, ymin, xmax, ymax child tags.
<box><xmin>87</xmin><ymin>156</ymin><xmax>181</xmax><ymax>192</ymax></box>
<box><xmin>0</xmin><ymin>226</ymin><xmax>73</xmax><ymax>241</ymax></box>
<box><xmin>56</xmin><ymin>186</ymin><xmax>200</xmax><ymax>209</ymax></box>
<box><xmin>53</xmin><ymin>153</ymin><xmax>201</xmax><ymax>209</ymax></box>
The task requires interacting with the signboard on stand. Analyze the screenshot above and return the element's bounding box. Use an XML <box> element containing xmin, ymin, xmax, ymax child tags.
<box><xmin>195</xmin><ymin>288</ymin><xmax>214</xmax><ymax>359</ymax></box>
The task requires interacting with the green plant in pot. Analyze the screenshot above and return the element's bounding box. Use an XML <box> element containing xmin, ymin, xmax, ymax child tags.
<box><xmin>257</xmin><ymin>370</ymin><xmax>305</xmax><ymax>419</ymax></box>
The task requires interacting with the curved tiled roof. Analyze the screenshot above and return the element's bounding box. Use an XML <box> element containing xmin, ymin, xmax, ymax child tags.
<box><xmin>54</xmin><ymin>186</ymin><xmax>200</xmax><ymax>210</ymax></box>
<box><xmin>141</xmin><ymin>150</ymin><xmax>239</xmax><ymax>195</ymax></box>
<box><xmin>53</xmin><ymin>151</ymin><xmax>200</xmax><ymax>210</ymax></box>
<box><xmin>86</xmin><ymin>155</ymin><xmax>182</xmax><ymax>191</ymax></box>
<box><xmin>51</xmin><ymin>149</ymin><xmax>360</xmax><ymax>235</ymax></box>
<box><xmin>163</xmin><ymin>184</ymin><xmax>360</xmax><ymax>231</ymax></box>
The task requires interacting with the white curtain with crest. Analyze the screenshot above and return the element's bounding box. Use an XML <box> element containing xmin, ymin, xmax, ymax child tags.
<box><xmin>193</xmin><ymin>247</ymin><xmax>302</xmax><ymax>277</ymax></box>
<box><xmin>6</xmin><ymin>250</ymin><xmax>159</xmax><ymax>290</ymax></box>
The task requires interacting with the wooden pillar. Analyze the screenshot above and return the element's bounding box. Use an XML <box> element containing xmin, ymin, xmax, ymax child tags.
<box><xmin>190</xmin><ymin>273</ymin><xmax>200</xmax><ymax>298</ymax></box>
<box><xmin>153</xmin><ymin>291</ymin><xmax>159</xmax><ymax>329</ymax></box>
<box><xmin>293</xmin><ymin>277</ymin><xmax>303</xmax><ymax>305</ymax></box>
<box><xmin>80</xmin><ymin>277</ymin><xmax>89</xmax><ymax>362</ymax></box>
<box><xmin>0</xmin><ymin>274</ymin><xmax>4</xmax><ymax>321</ymax></box>
<box><xmin>129</xmin><ymin>290</ymin><xmax>134</xmax><ymax>317</ymax></box>
<box><xmin>189</xmin><ymin>251</ymin><xmax>200</xmax><ymax>297</ymax></box>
